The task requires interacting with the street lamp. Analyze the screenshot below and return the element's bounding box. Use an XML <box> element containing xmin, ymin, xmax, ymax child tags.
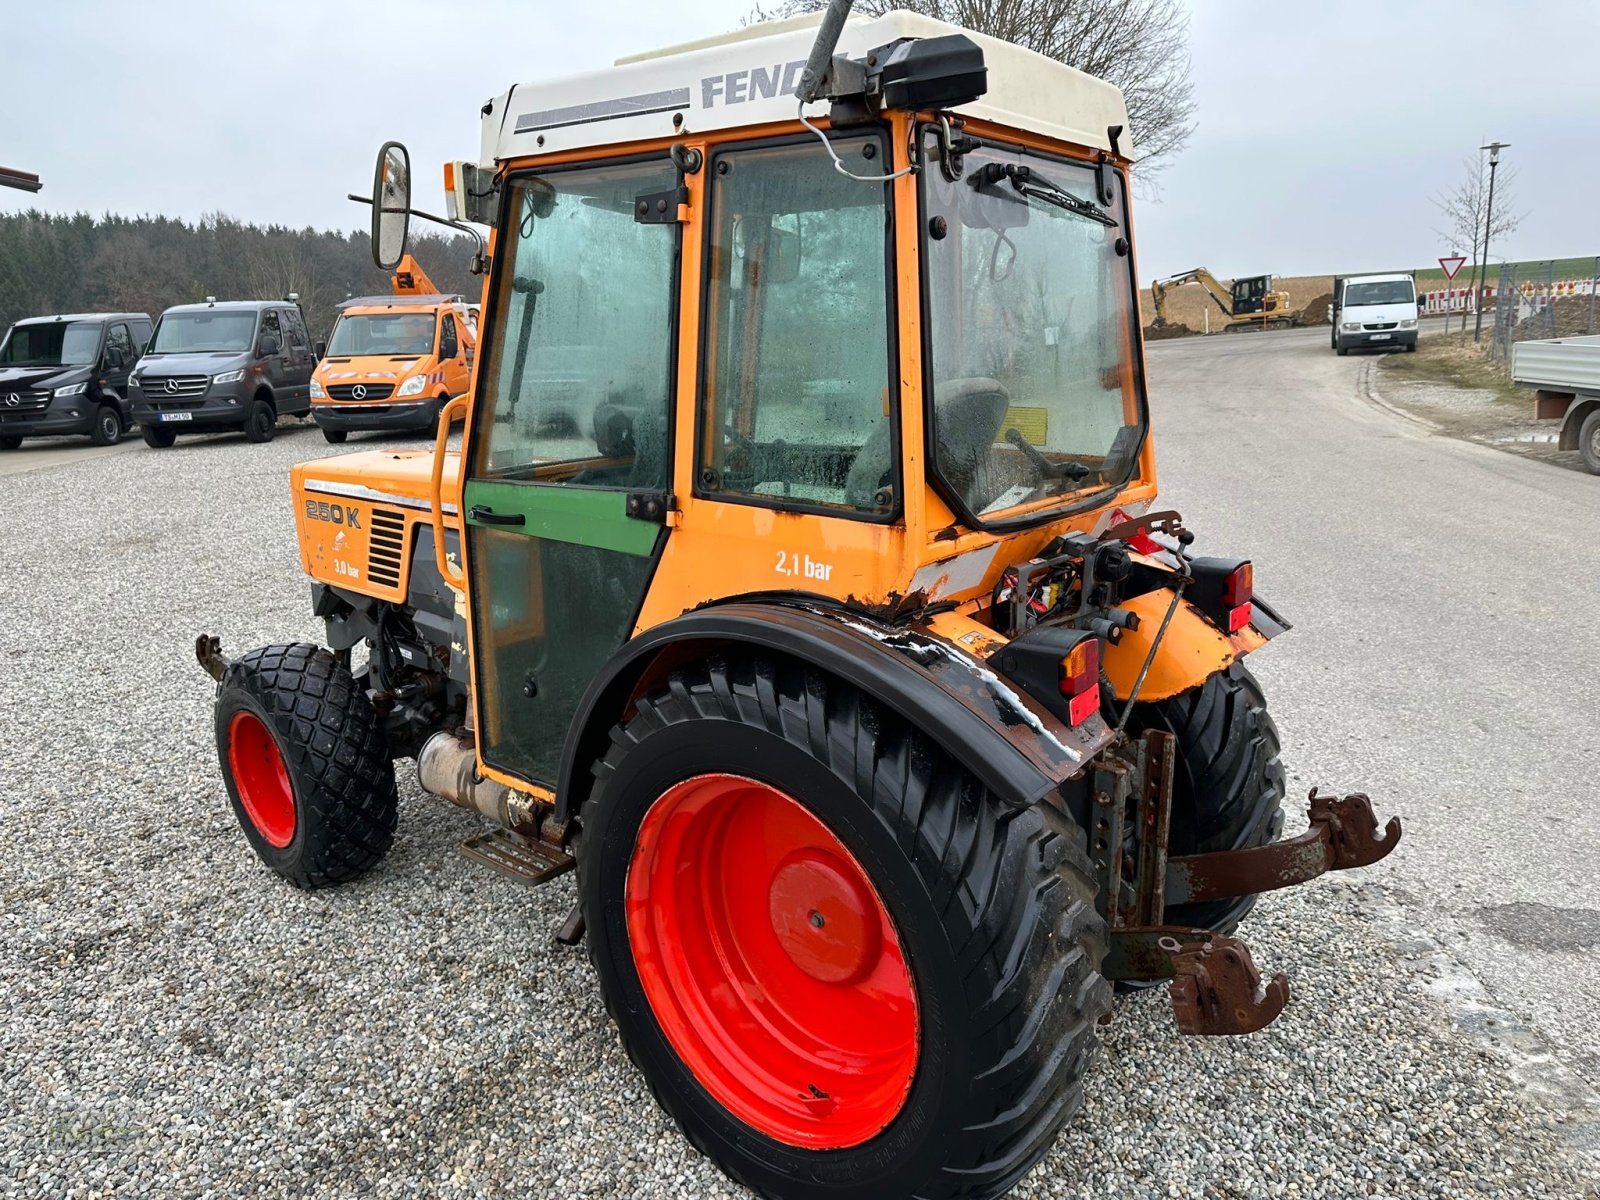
<box><xmin>1473</xmin><ymin>141</ymin><xmax>1510</xmax><ymax>343</ymax></box>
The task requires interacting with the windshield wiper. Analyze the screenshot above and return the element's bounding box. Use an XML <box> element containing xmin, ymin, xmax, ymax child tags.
<box><xmin>971</xmin><ymin>162</ymin><xmax>1118</xmax><ymax>228</ymax></box>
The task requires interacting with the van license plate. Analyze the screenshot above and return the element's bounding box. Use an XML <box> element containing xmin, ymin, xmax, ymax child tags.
<box><xmin>1370</xmin><ymin>333</ymin><xmax>1391</xmax><ymax>341</ymax></box>
<box><xmin>160</xmin><ymin>412</ymin><xmax>193</xmax><ymax>422</ymax></box>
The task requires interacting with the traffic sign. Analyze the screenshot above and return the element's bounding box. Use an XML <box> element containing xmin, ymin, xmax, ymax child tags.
<box><xmin>1439</xmin><ymin>255</ymin><xmax>1467</xmax><ymax>280</ymax></box>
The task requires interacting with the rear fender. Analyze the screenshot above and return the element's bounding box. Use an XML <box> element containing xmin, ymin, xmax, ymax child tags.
<box><xmin>1101</xmin><ymin>588</ymin><xmax>1287</xmax><ymax>703</ymax></box>
<box><xmin>555</xmin><ymin>601</ymin><xmax>1109</xmax><ymax>827</ymax></box>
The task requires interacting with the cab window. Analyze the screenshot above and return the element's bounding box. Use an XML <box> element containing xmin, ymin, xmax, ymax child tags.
<box><xmin>696</xmin><ymin>134</ymin><xmax>897</xmax><ymax>517</ymax></box>
<box><xmin>440</xmin><ymin>313</ymin><xmax>459</xmax><ymax>359</ymax></box>
<box><xmin>260</xmin><ymin>310</ymin><xmax>282</xmax><ymax>350</ymax></box>
<box><xmin>472</xmin><ymin>161</ymin><xmax>678</xmax><ymax>491</ymax></box>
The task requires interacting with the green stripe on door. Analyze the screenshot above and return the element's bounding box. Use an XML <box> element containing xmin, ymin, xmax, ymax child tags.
<box><xmin>462</xmin><ymin>480</ymin><xmax>661</xmax><ymax>558</ymax></box>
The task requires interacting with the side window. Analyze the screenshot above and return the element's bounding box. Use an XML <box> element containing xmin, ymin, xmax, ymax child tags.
<box><xmin>260</xmin><ymin>310</ymin><xmax>283</xmax><ymax>350</ymax></box>
<box><xmin>106</xmin><ymin>323</ymin><xmax>133</xmax><ymax>363</ymax></box>
<box><xmin>473</xmin><ymin>161</ymin><xmax>679</xmax><ymax>489</ymax></box>
<box><xmin>697</xmin><ymin>135</ymin><xmax>896</xmax><ymax>517</ymax></box>
<box><xmin>282</xmin><ymin>308</ymin><xmax>309</xmax><ymax>349</ymax></box>
<box><xmin>440</xmin><ymin>313</ymin><xmax>459</xmax><ymax>358</ymax></box>
<box><xmin>132</xmin><ymin>321</ymin><xmax>152</xmax><ymax>355</ymax></box>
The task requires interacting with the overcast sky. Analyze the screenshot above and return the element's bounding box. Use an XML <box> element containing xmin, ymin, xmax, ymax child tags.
<box><xmin>3</xmin><ymin>1</ymin><xmax>1597</xmax><ymax>282</ymax></box>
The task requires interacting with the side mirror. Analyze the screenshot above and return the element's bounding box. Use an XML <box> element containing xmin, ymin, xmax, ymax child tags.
<box><xmin>104</xmin><ymin>346</ymin><xmax>127</xmax><ymax>369</ymax></box>
<box><xmin>313</xmin><ymin>340</ymin><xmax>327</xmax><ymax>359</ymax></box>
<box><xmin>258</xmin><ymin>335</ymin><xmax>281</xmax><ymax>358</ymax></box>
<box><xmin>372</xmin><ymin>141</ymin><xmax>412</xmax><ymax>271</ymax></box>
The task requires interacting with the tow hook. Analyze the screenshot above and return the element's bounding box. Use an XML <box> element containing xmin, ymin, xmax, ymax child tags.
<box><xmin>195</xmin><ymin>634</ymin><xmax>229</xmax><ymax>683</ymax></box>
<box><xmin>1170</xmin><ymin>936</ymin><xmax>1290</xmax><ymax>1036</ymax></box>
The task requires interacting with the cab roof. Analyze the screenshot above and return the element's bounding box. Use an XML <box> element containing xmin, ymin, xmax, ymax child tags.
<box><xmin>14</xmin><ymin>312</ymin><xmax>149</xmax><ymax>325</ymax></box>
<box><xmin>338</xmin><ymin>294</ymin><xmax>468</xmax><ymax>312</ymax></box>
<box><xmin>481</xmin><ymin>9</ymin><xmax>1132</xmax><ymax>166</ymax></box>
<box><xmin>161</xmin><ymin>300</ymin><xmax>292</xmax><ymax>314</ymax></box>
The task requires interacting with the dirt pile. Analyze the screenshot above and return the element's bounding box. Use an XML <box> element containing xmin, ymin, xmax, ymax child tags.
<box><xmin>1513</xmin><ymin>295</ymin><xmax>1598</xmax><ymax>341</ymax></box>
<box><xmin>1143</xmin><ymin>321</ymin><xmax>1197</xmax><ymax>340</ymax></box>
<box><xmin>1300</xmin><ymin>292</ymin><xmax>1333</xmax><ymax>327</ymax></box>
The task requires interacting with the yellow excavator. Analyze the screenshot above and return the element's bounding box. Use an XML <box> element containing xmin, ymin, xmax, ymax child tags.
<box><xmin>1149</xmin><ymin>268</ymin><xmax>1303</xmax><ymax>332</ymax></box>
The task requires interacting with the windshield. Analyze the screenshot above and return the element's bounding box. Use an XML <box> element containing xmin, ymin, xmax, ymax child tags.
<box><xmin>1343</xmin><ymin>280</ymin><xmax>1414</xmax><ymax>307</ymax></box>
<box><xmin>327</xmin><ymin>312</ymin><xmax>436</xmax><ymax>357</ymax></box>
<box><xmin>0</xmin><ymin>321</ymin><xmax>100</xmax><ymax>368</ymax></box>
<box><xmin>148</xmin><ymin>311</ymin><xmax>258</xmax><ymax>354</ymax></box>
<box><xmin>922</xmin><ymin>135</ymin><xmax>1145</xmax><ymax>523</ymax></box>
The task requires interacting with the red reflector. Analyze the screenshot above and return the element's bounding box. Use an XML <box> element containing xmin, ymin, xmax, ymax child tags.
<box><xmin>1127</xmin><ymin>529</ymin><xmax>1161</xmax><ymax>555</ymax></box>
<box><xmin>1058</xmin><ymin>638</ymin><xmax>1101</xmax><ymax>696</ymax></box>
<box><xmin>1068</xmin><ymin>685</ymin><xmax>1099</xmax><ymax>727</ymax></box>
<box><xmin>1224</xmin><ymin>563</ymin><xmax>1254</xmax><ymax>608</ymax></box>
<box><xmin>1227</xmin><ymin>601</ymin><xmax>1252</xmax><ymax>633</ymax></box>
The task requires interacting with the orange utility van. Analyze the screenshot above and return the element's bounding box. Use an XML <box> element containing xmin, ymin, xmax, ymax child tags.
<box><xmin>310</xmin><ymin>292</ymin><xmax>476</xmax><ymax>443</ymax></box>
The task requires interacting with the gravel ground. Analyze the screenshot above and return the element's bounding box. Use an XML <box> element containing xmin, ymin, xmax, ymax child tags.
<box><xmin>2</xmin><ymin>421</ymin><xmax>1597</xmax><ymax>1199</ymax></box>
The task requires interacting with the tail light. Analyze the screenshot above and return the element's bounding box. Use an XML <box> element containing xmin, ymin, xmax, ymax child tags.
<box><xmin>1190</xmin><ymin>558</ymin><xmax>1254</xmax><ymax>634</ymax></box>
<box><xmin>1059</xmin><ymin>638</ymin><xmax>1100</xmax><ymax>727</ymax></box>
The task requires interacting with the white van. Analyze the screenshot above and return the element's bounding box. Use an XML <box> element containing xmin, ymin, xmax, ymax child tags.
<box><xmin>1331</xmin><ymin>273</ymin><xmax>1419</xmax><ymax>355</ymax></box>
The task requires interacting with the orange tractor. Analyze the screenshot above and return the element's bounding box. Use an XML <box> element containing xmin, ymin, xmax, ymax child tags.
<box><xmin>199</xmin><ymin>7</ymin><xmax>1400</xmax><ymax>1197</ymax></box>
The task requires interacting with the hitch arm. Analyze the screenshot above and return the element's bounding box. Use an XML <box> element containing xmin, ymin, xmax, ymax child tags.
<box><xmin>1163</xmin><ymin>790</ymin><xmax>1401</xmax><ymax>907</ymax></box>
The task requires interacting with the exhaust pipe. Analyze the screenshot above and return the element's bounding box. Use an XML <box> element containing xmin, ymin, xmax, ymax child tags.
<box><xmin>417</xmin><ymin>731</ymin><xmax>541</xmax><ymax>836</ymax></box>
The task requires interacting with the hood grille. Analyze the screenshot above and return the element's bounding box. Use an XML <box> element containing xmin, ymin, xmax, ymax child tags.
<box><xmin>140</xmin><ymin>374</ymin><xmax>210</xmax><ymax>397</ymax></box>
<box><xmin>2</xmin><ymin>389</ymin><xmax>51</xmax><ymax>412</ymax></box>
<box><xmin>366</xmin><ymin>508</ymin><xmax>406</xmax><ymax>589</ymax></box>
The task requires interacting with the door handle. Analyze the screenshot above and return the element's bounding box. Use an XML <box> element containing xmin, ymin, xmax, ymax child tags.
<box><xmin>469</xmin><ymin>504</ymin><xmax>525</xmax><ymax>526</ymax></box>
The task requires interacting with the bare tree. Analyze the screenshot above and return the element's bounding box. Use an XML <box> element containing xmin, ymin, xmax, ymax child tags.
<box><xmin>1432</xmin><ymin>154</ymin><xmax>1522</xmax><ymax>281</ymax></box>
<box><xmin>760</xmin><ymin>0</ymin><xmax>1197</xmax><ymax>184</ymax></box>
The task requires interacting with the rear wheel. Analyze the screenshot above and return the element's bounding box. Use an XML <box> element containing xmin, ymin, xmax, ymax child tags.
<box><xmin>214</xmin><ymin>643</ymin><xmax>397</xmax><ymax>888</ymax></box>
<box><xmin>244</xmin><ymin>398</ymin><xmax>275</xmax><ymax>443</ymax></box>
<box><xmin>1125</xmin><ymin>663</ymin><xmax>1285</xmax><ymax>935</ymax></box>
<box><xmin>1578</xmin><ymin>408</ymin><xmax>1600</xmax><ymax>475</ymax></box>
<box><xmin>141</xmin><ymin>425</ymin><xmax>177</xmax><ymax>449</ymax></box>
<box><xmin>321</xmin><ymin>428</ymin><xmax>348</xmax><ymax>444</ymax></box>
<box><xmin>580</xmin><ymin>653</ymin><xmax>1109</xmax><ymax>1200</ymax></box>
<box><xmin>90</xmin><ymin>405</ymin><xmax>122</xmax><ymax>446</ymax></box>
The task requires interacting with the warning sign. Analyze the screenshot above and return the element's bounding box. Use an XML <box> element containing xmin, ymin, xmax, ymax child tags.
<box><xmin>999</xmin><ymin>406</ymin><xmax>1049</xmax><ymax>446</ymax></box>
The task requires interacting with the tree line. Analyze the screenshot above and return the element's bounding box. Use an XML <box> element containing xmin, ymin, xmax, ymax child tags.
<box><xmin>0</xmin><ymin>210</ymin><xmax>482</xmax><ymax>346</ymax></box>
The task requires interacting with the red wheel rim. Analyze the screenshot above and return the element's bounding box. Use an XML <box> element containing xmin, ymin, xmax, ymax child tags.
<box><xmin>626</xmin><ymin>773</ymin><xmax>919</xmax><ymax>1150</ymax></box>
<box><xmin>227</xmin><ymin>711</ymin><xmax>296</xmax><ymax>848</ymax></box>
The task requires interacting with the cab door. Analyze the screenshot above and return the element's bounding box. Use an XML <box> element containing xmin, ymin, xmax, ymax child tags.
<box><xmin>461</xmin><ymin>157</ymin><xmax>681</xmax><ymax>788</ymax></box>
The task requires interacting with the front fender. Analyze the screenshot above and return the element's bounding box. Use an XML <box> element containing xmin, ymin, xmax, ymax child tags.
<box><xmin>1101</xmin><ymin>588</ymin><xmax>1285</xmax><ymax>703</ymax></box>
<box><xmin>555</xmin><ymin>601</ymin><xmax>1107</xmax><ymax>826</ymax></box>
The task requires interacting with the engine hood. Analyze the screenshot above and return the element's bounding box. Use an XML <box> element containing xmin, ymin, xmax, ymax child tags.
<box><xmin>135</xmin><ymin>352</ymin><xmax>247</xmax><ymax>376</ymax></box>
<box><xmin>1341</xmin><ymin>301</ymin><xmax>1415</xmax><ymax>325</ymax></box>
<box><xmin>0</xmin><ymin>364</ymin><xmax>86</xmax><ymax>392</ymax></box>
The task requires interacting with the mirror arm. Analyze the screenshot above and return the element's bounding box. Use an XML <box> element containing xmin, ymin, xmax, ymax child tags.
<box><xmin>348</xmin><ymin>193</ymin><xmax>486</xmax><ymax>256</ymax></box>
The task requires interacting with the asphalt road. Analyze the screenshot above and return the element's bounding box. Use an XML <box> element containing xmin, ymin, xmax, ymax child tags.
<box><xmin>1147</xmin><ymin>325</ymin><xmax>1600</xmax><ymax>1119</ymax></box>
<box><xmin>2</xmin><ymin>340</ymin><xmax>1598</xmax><ymax>1199</ymax></box>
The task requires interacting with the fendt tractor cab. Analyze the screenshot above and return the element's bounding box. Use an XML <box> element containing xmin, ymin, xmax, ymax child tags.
<box><xmin>198</xmin><ymin>7</ymin><xmax>1401</xmax><ymax>1198</ymax></box>
<box><xmin>310</xmin><ymin>255</ymin><xmax>478</xmax><ymax>443</ymax></box>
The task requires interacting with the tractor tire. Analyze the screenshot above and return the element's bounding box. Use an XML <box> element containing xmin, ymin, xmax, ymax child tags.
<box><xmin>244</xmin><ymin>398</ymin><xmax>276</xmax><ymax>443</ymax></box>
<box><xmin>579</xmin><ymin>653</ymin><xmax>1110</xmax><ymax>1200</ymax></box>
<box><xmin>214</xmin><ymin>643</ymin><xmax>397</xmax><ymax>889</ymax></box>
<box><xmin>321</xmin><ymin>428</ymin><xmax>348</xmax><ymax>444</ymax></box>
<box><xmin>90</xmin><ymin>405</ymin><xmax>123</xmax><ymax>446</ymax></box>
<box><xmin>1577</xmin><ymin>408</ymin><xmax>1600</xmax><ymax>475</ymax></box>
<box><xmin>141</xmin><ymin>424</ymin><xmax>177</xmax><ymax>448</ymax></box>
<box><xmin>1125</xmin><ymin>663</ymin><xmax>1285</xmax><ymax>936</ymax></box>
<box><xmin>0</xmin><ymin>435</ymin><xmax>21</xmax><ymax>450</ymax></box>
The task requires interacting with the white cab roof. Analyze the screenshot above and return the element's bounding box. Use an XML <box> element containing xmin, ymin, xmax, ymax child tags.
<box><xmin>480</xmin><ymin>10</ymin><xmax>1132</xmax><ymax>165</ymax></box>
<box><xmin>1341</xmin><ymin>273</ymin><xmax>1415</xmax><ymax>285</ymax></box>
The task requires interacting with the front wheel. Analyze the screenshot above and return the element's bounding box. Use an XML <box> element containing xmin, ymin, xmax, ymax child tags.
<box><xmin>141</xmin><ymin>425</ymin><xmax>177</xmax><ymax>449</ymax></box>
<box><xmin>214</xmin><ymin>643</ymin><xmax>397</xmax><ymax>888</ymax></box>
<box><xmin>321</xmin><ymin>427</ymin><xmax>348</xmax><ymax>444</ymax></box>
<box><xmin>90</xmin><ymin>405</ymin><xmax>123</xmax><ymax>446</ymax></box>
<box><xmin>244</xmin><ymin>398</ymin><xmax>275</xmax><ymax>443</ymax></box>
<box><xmin>580</xmin><ymin>654</ymin><xmax>1109</xmax><ymax>1200</ymax></box>
<box><xmin>0</xmin><ymin>435</ymin><xmax>21</xmax><ymax>450</ymax></box>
